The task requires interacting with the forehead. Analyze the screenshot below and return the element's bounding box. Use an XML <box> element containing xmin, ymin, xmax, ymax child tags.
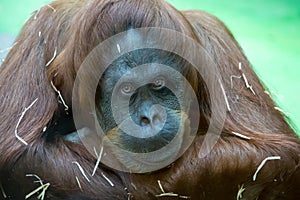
<box><xmin>102</xmin><ymin>49</ymin><xmax>184</xmax><ymax>84</ymax></box>
<box><xmin>100</xmin><ymin>29</ymin><xmax>187</xmax><ymax>84</ymax></box>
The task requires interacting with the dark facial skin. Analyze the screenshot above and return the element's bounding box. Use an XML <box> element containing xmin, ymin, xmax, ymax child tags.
<box><xmin>96</xmin><ymin>48</ymin><xmax>186</xmax><ymax>153</ymax></box>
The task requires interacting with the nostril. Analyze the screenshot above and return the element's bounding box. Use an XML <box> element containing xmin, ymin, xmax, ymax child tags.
<box><xmin>151</xmin><ymin>114</ymin><xmax>163</xmax><ymax>125</ymax></box>
<box><xmin>140</xmin><ymin>116</ymin><xmax>151</xmax><ymax>126</ymax></box>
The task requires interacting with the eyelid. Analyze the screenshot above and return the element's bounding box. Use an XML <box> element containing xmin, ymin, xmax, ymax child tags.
<box><xmin>120</xmin><ymin>82</ymin><xmax>135</xmax><ymax>94</ymax></box>
<box><xmin>152</xmin><ymin>76</ymin><xmax>165</xmax><ymax>89</ymax></box>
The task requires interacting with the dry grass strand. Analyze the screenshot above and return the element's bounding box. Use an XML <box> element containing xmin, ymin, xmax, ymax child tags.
<box><xmin>46</xmin><ymin>4</ymin><xmax>56</xmax><ymax>12</ymax></box>
<box><xmin>253</xmin><ymin>156</ymin><xmax>281</xmax><ymax>181</ymax></box>
<box><xmin>238</xmin><ymin>62</ymin><xmax>255</xmax><ymax>95</ymax></box>
<box><xmin>219</xmin><ymin>78</ymin><xmax>231</xmax><ymax>112</ymax></box>
<box><xmin>75</xmin><ymin>176</ymin><xmax>83</xmax><ymax>191</ymax></box>
<box><xmin>45</xmin><ymin>48</ymin><xmax>57</xmax><ymax>67</ymax></box>
<box><xmin>72</xmin><ymin>161</ymin><xmax>91</xmax><ymax>182</ymax></box>
<box><xmin>0</xmin><ymin>43</ymin><xmax>17</xmax><ymax>53</ymax></box>
<box><xmin>236</xmin><ymin>184</ymin><xmax>245</xmax><ymax>200</ymax></box>
<box><xmin>15</xmin><ymin>98</ymin><xmax>38</xmax><ymax>145</ymax></box>
<box><xmin>50</xmin><ymin>81</ymin><xmax>69</xmax><ymax>111</ymax></box>
<box><xmin>101</xmin><ymin>172</ymin><xmax>115</xmax><ymax>187</ymax></box>
<box><xmin>155</xmin><ymin>180</ymin><xmax>190</xmax><ymax>199</ymax></box>
<box><xmin>232</xmin><ymin>131</ymin><xmax>251</xmax><ymax>140</ymax></box>
<box><xmin>25</xmin><ymin>174</ymin><xmax>50</xmax><ymax>200</ymax></box>
<box><xmin>0</xmin><ymin>182</ymin><xmax>7</xmax><ymax>198</ymax></box>
<box><xmin>92</xmin><ymin>146</ymin><xmax>104</xmax><ymax>176</ymax></box>
<box><xmin>157</xmin><ymin>180</ymin><xmax>165</xmax><ymax>193</ymax></box>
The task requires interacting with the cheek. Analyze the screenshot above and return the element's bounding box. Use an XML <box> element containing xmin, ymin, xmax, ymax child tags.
<box><xmin>96</xmin><ymin>97</ymin><xmax>116</xmax><ymax>133</ymax></box>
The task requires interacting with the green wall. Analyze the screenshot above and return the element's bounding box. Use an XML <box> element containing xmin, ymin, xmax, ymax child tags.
<box><xmin>0</xmin><ymin>0</ymin><xmax>299</xmax><ymax>133</ymax></box>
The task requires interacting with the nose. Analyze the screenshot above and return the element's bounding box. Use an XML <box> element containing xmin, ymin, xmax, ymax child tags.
<box><xmin>140</xmin><ymin>114</ymin><xmax>162</xmax><ymax>126</ymax></box>
<box><xmin>139</xmin><ymin>104</ymin><xmax>166</xmax><ymax>127</ymax></box>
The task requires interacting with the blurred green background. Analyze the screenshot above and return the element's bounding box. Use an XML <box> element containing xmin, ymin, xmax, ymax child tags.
<box><xmin>0</xmin><ymin>0</ymin><xmax>299</xmax><ymax>133</ymax></box>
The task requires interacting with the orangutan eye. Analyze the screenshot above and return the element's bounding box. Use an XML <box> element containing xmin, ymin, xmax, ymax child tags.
<box><xmin>152</xmin><ymin>77</ymin><xmax>165</xmax><ymax>90</ymax></box>
<box><xmin>120</xmin><ymin>83</ymin><xmax>134</xmax><ymax>95</ymax></box>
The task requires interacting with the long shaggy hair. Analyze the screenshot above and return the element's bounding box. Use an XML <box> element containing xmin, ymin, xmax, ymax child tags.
<box><xmin>0</xmin><ymin>0</ymin><xmax>299</xmax><ymax>199</ymax></box>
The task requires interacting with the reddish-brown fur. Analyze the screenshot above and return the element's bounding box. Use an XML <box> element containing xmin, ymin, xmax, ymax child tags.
<box><xmin>0</xmin><ymin>0</ymin><xmax>299</xmax><ymax>199</ymax></box>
